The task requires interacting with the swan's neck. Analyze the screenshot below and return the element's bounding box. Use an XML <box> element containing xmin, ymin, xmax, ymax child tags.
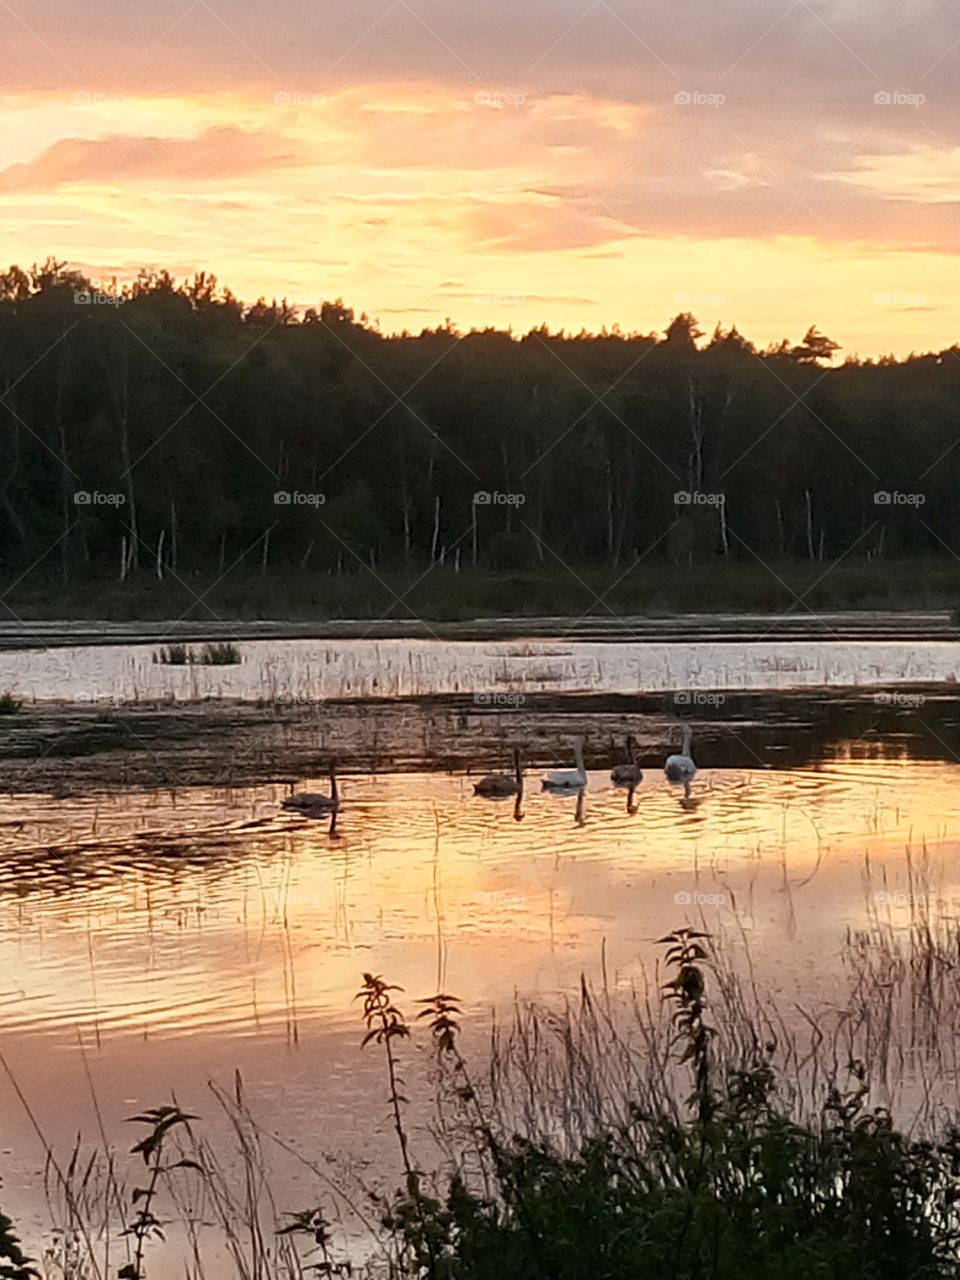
<box><xmin>681</xmin><ymin>727</ymin><xmax>692</xmax><ymax>757</ymax></box>
<box><xmin>514</xmin><ymin>751</ymin><xmax>523</xmax><ymax>791</ymax></box>
<box><xmin>330</xmin><ymin>767</ymin><xmax>338</xmax><ymax>800</ymax></box>
<box><xmin>575</xmin><ymin>740</ymin><xmax>585</xmax><ymax>774</ymax></box>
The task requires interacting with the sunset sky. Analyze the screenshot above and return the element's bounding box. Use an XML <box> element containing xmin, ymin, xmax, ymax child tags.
<box><xmin>2</xmin><ymin>0</ymin><xmax>958</xmax><ymax>356</ymax></box>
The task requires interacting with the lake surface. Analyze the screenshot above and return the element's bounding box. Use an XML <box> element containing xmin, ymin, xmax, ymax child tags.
<box><xmin>4</xmin><ymin>748</ymin><xmax>960</xmax><ymax>1246</ymax></box>
<box><xmin>2</xmin><ymin>625</ymin><xmax>960</xmax><ymax>1269</ymax></box>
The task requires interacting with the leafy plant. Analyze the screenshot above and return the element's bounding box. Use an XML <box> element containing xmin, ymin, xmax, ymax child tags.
<box><xmin>0</xmin><ymin>1208</ymin><xmax>37</xmax><ymax>1279</ymax></box>
<box><xmin>122</xmin><ymin>1105</ymin><xmax>198</xmax><ymax>1279</ymax></box>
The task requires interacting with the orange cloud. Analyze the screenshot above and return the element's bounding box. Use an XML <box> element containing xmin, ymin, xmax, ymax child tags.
<box><xmin>0</xmin><ymin>125</ymin><xmax>302</xmax><ymax>192</ymax></box>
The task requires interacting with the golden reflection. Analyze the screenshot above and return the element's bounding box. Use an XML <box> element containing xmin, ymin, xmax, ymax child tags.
<box><xmin>0</xmin><ymin>752</ymin><xmax>958</xmax><ymax>1204</ymax></box>
<box><xmin>1</xmin><ymin>754</ymin><xmax>958</xmax><ymax>1048</ymax></box>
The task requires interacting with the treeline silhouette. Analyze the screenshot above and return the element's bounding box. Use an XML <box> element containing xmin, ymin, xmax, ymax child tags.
<box><xmin>0</xmin><ymin>258</ymin><xmax>956</xmax><ymax>589</ymax></box>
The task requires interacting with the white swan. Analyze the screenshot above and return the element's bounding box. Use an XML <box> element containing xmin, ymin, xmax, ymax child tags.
<box><xmin>664</xmin><ymin>726</ymin><xmax>696</xmax><ymax>790</ymax></box>
<box><xmin>474</xmin><ymin>749</ymin><xmax>523</xmax><ymax>798</ymax></box>
<box><xmin>282</xmin><ymin>760</ymin><xmax>339</xmax><ymax>814</ymax></box>
<box><xmin>543</xmin><ymin>738</ymin><xmax>587</xmax><ymax>791</ymax></box>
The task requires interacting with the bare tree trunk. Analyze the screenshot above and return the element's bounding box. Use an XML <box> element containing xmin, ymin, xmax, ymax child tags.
<box><xmin>606</xmin><ymin>460</ymin><xmax>615</xmax><ymax>565</ymax></box>
<box><xmin>113</xmin><ymin>340</ymin><xmax>139</xmax><ymax>570</ymax></box>
<box><xmin>260</xmin><ymin>527</ymin><xmax>270</xmax><ymax>575</ymax></box>
<box><xmin>688</xmin><ymin>377</ymin><xmax>704</xmax><ymax>491</ymax></box>
<box><xmin>156</xmin><ymin>528</ymin><xmax>165</xmax><ymax>580</ymax></box>
<box><xmin>719</xmin><ymin>498</ymin><xmax>730</xmax><ymax>560</ymax></box>
<box><xmin>775</xmin><ymin>499</ymin><xmax>786</xmax><ymax>556</ymax></box>
<box><xmin>431</xmin><ymin>495</ymin><xmax>440</xmax><ymax>565</ymax></box>
<box><xmin>805</xmin><ymin>489</ymin><xmax>815</xmax><ymax>560</ymax></box>
<box><xmin>0</xmin><ymin>383</ymin><xmax>25</xmax><ymax>544</ymax></box>
<box><xmin>55</xmin><ymin>342</ymin><xmax>72</xmax><ymax>587</ymax></box>
<box><xmin>400</xmin><ymin>431</ymin><xmax>412</xmax><ymax>567</ymax></box>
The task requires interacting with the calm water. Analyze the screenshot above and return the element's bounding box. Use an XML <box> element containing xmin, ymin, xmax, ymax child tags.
<box><xmin>3</xmin><ymin>750</ymin><xmax>960</xmax><ymax>1212</ymax></box>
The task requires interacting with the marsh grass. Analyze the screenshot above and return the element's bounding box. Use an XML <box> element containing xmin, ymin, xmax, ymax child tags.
<box><xmin>0</xmin><ymin>692</ymin><xmax>22</xmax><ymax>714</ymax></box>
<box><xmin>154</xmin><ymin>643</ymin><xmax>242</xmax><ymax>667</ymax></box>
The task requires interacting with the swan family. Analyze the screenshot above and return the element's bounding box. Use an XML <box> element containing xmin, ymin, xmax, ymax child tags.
<box><xmin>473</xmin><ymin>726</ymin><xmax>697</xmax><ymax>807</ymax></box>
<box><xmin>282</xmin><ymin>728</ymin><xmax>698</xmax><ymax>819</ymax></box>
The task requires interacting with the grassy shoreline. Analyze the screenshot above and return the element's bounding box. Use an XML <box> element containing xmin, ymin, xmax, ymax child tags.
<box><xmin>3</xmin><ymin>558</ymin><xmax>959</xmax><ymax>627</ymax></box>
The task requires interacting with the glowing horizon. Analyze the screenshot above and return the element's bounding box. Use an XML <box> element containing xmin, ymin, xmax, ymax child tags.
<box><xmin>1</xmin><ymin>0</ymin><xmax>959</xmax><ymax>357</ymax></box>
